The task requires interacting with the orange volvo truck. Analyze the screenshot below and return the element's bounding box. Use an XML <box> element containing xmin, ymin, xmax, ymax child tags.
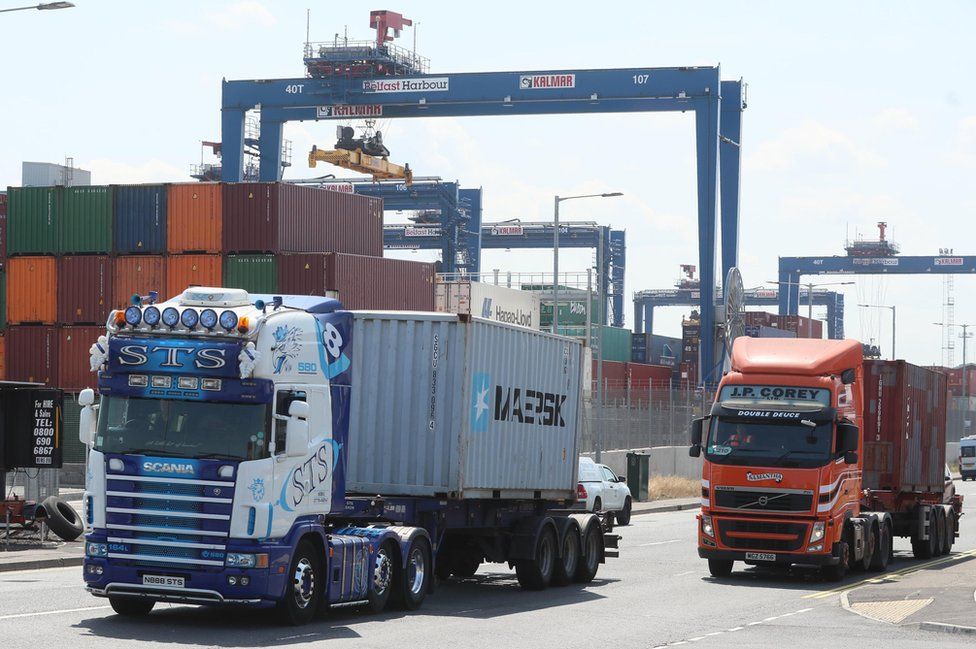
<box><xmin>690</xmin><ymin>338</ymin><xmax>963</xmax><ymax>580</ymax></box>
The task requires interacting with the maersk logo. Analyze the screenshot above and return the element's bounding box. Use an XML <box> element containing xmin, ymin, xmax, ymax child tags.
<box><xmin>471</xmin><ymin>373</ymin><xmax>491</xmax><ymax>433</ymax></box>
<box><xmin>142</xmin><ymin>461</ymin><xmax>196</xmax><ymax>476</ymax></box>
<box><xmin>481</xmin><ymin>298</ymin><xmax>493</xmax><ymax>319</ymax></box>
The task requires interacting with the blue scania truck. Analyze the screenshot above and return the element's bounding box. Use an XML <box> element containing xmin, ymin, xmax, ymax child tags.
<box><xmin>80</xmin><ymin>287</ymin><xmax>614</xmax><ymax>624</ymax></box>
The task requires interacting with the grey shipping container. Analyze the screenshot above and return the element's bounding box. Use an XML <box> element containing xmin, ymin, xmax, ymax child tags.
<box><xmin>346</xmin><ymin>312</ymin><xmax>583</xmax><ymax>499</ymax></box>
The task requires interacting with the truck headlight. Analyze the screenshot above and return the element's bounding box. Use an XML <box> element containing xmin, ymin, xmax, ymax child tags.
<box><xmin>810</xmin><ymin>521</ymin><xmax>825</xmax><ymax>543</ymax></box>
<box><xmin>701</xmin><ymin>515</ymin><xmax>714</xmax><ymax>538</ymax></box>
<box><xmin>225</xmin><ymin>553</ymin><xmax>268</xmax><ymax>569</ymax></box>
<box><xmin>86</xmin><ymin>542</ymin><xmax>108</xmax><ymax>557</ymax></box>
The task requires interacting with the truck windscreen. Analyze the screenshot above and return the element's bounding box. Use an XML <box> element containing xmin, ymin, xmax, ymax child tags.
<box><xmin>94</xmin><ymin>395</ymin><xmax>271</xmax><ymax>461</ymax></box>
<box><xmin>705</xmin><ymin>418</ymin><xmax>833</xmax><ymax>468</ymax></box>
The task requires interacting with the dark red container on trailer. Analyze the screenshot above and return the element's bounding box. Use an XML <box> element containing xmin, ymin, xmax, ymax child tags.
<box><xmin>58</xmin><ymin>326</ymin><xmax>102</xmax><ymax>391</ymax></box>
<box><xmin>862</xmin><ymin>360</ymin><xmax>947</xmax><ymax>494</ymax></box>
<box><xmin>222</xmin><ymin>183</ymin><xmax>383</xmax><ymax>255</ymax></box>
<box><xmin>278</xmin><ymin>253</ymin><xmax>434</xmax><ymax>311</ymax></box>
<box><xmin>57</xmin><ymin>255</ymin><xmax>113</xmax><ymax>325</ymax></box>
<box><xmin>6</xmin><ymin>325</ymin><xmax>58</xmax><ymax>385</ymax></box>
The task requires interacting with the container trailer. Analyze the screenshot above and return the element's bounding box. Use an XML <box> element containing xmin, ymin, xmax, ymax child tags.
<box><xmin>691</xmin><ymin>338</ymin><xmax>963</xmax><ymax>581</ymax></box>
<box><xmin>79</xmin><ymin>287</ymin><xmax>615</xmax><ymax>624</ymax></box>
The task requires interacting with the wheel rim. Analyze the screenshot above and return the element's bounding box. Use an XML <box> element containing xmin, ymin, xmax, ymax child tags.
<box><xmin>539</xmin><ymin>533</ymin><xmax>555</xmax><ymax>577</ymax></box>
<box><xmin>563</xmin><ymin>533</ymin><xmax>579</xmax><ymax>575</ymax></box>
<box><xmin>373</xmin><ymin>547</ymin><xmax>392</xmax><ymax>595</ymax></box>
<box><xmin>292</xmin><ymin>557</ymin><xmax>316</xmax><ymax>609</ymax></box>
<box><xmin>407</xmin><ymin>546</ymin><xmax>426</xmax><ymax>596</ymax></box>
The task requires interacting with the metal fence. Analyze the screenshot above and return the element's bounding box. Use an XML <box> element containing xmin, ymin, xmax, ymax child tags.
<box><xmin>580</xmin><ymin>383</ymin><xmax>713</xmax><ymax>454</ymax></box>
<box><xmin>3</xmin><ymin>468</ymin><xmax>60</xmax><ymax>503</ymax></box>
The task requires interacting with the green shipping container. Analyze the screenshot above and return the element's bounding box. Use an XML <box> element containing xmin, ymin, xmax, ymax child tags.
<box><xmin>61</xmin><ymin>186</ymin><xmax>112</xmax><ymax>253</ymax></box>
<box><xmin>224</xmin><ymin>254</ymin><xmax>277</xmax><ymax>293</ymax></box>
<box><xmin>540</xmin><ymin>297</ymin><xmax>600</xmax><ymax>327</ymax></box>
<box><xmin>61</xmin><ymin>394</ymin><xmax>86</xmax><ymax>464</ymax></box>
<box><xmin>7</xmin><ymin>186</ymin><xmax>59</xmax><ymax>254</ymax></box>
<box><xmin>556</xmin><ymin>325</ymin><xmax>633</xmax><ymax>362</ymax></box>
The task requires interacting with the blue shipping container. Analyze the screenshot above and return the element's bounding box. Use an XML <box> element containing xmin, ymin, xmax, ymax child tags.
<box><xmin>113</xmin><ymin>185</ymin><xmax>167</xmax><ymax>253</ymax></box>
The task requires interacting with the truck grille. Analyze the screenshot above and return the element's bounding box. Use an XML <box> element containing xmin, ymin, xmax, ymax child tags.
<box><xmin>713</xmin><ymin>488</ymin><xmax>813</xmax><ymax>513</ymax></box>
<box><xmin>717</xmin><ymin>519</ymin><xmax>807</xmax><ymax>552</ymax></box>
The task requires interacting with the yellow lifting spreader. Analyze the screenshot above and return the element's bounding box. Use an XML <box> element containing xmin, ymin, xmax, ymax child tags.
<box><xmin>308</xmin><ymin>146</ymin><xmax>413</xmax><ymax>184</ymax></box>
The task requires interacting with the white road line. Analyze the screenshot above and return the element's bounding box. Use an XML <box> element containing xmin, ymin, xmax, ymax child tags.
<box><xmin>0</xmin><ymin>605</ymin><xmax>111</xmax><ymax>621</ymax></box>
<box><xmin>652</xmin><ymin>607</ymin><xmax>812</xmax><ymax>647</ymax></box>
<box><xmin>727</xmin><ymin>627</ymin><xmax>744</xmax><ymax>632</ymax></box>
<box><xmin>672</xmin><ymin>570</ymin><xmax>696</xmax><ymax>576</ymax></box>
<box><xmin>636</xmin><ymin>539</ymin><xmax>682</xmax><ymax>547</ymax></box>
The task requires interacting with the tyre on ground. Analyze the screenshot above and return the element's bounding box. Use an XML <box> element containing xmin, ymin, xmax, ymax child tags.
<box><xmin>592</xmin><ymin>497</ymin><xmax>602</xmax><ymax>513</ymax></box>
<box><xmin>109</xmin><ymin>597</ymin><xmax>155</xmax><ymax>617</ymax></box>
<box><xmin>869</xmin><ymin>522</ymin><xmax>891</xmax><ymax>571</ymax></box>
<box><xmin>933</xmin><ymin>508</ymin><xmax>946</xmax><ymax>557</ymax></box>
<box><xmin>858</xmin><ymin>524</ymin><xmax>875</xmax><ymax>571</ymax></box>
<box><xmin>707</xmin><ymin>558</ymin><xmax>733</xmax><ymax>577</ymax></box>
<box><xmin>822</xmin><ymin>540</ymin><xmax>850</xmax><ymax>582</ymax></box>
<box><xmin>944</xmin><ymin>512</ymin><xmax>956</xmax><ymax>554</ymax></box>
<box><xmin>39</xmin><ymin>496</ymin><xmax>84</xmax><ymax>542</ymax></box>
<box><xmin>392</xmin><ymin>537</ymin><xmax>431</xmax><ymax>611</ymax></box>
<box><xmin>552</xmin><ymin>525</ymin><xmax>581</xmax><ymax>586</ymax></box>
<box><xmin>276</xmin><ymin>539</ymin><xmax>323</xmax><ymax>625</ymax></box>
<box><xmin>573</xmin><ymin>521</ymin><xmax>602</xmax><ymax>584</ymax></box>
<box><xmin>615</xmin><ymin>497</ymin><xmax>632</xmax><ymax>526</ymax></box>
<box><xmin>911</xmin><ymin>509</ymin><xmax>937</xmax><ymax>560</ymax></box>
<box><xmin>367</xmin><ymin>540</ymin><xmax>396</xmax><ymax>612</ymax></box>
<box><xmin>516</xmin><ymin>525</ymin><xmax>558</xmax><ymax>590</ymax></box>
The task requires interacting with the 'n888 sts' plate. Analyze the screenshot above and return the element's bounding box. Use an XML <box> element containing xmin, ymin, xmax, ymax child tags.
<box><xmin>744</xmin><ymin>552</ymin><xmax>776</xmax><ymax>562</ymax></box>
<box><xmin>142</xmin><ymin>575</ymin><xmax>185</xmax><ymax>588</ymax></box>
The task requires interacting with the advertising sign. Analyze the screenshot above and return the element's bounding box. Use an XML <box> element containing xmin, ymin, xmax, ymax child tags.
<box><xmin>435</xmin><ymin>281</ymin><xmax>540</xmax><ymax>329</ymax></box>
<box><xmin>1</xmin><ymin>388</ymin><xmax>63</xmax><ymax>470</ymax></box>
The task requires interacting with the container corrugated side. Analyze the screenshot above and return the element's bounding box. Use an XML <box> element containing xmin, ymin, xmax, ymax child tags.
<box><xmin>863</xmin><ymin>360</ymin><xmax>947</xmax><ymax>494</ymax></box>
<box><xmin>276</xmin><ymin>184</ymin><xmax>382</xmax><ymax>255</ymax></box>
<box><xmin>61</xmin><ymin>394</ymin><xmax>85</xmax><ymax>463</ymax></box>
<box><xmin>7</xmin><ymin>256</ymin><xmax>56</xmax><ymax>324</ymax></box>
<box><xmin>57</xmin><ymin>256</ymin><xmax>113</xmax><ymax>324</ymax></box>
<box><xmin>113</xmin><ymin>256</ymin><xmax>166</xmax><ymax>307</ymax></box>
<box><xmin>168</xmin><ymin>183</ymin><xmax>221</xmax><ymax>253</ymax></box>
<box><xmin>224</xmin><ymin>254</ymin><xmax>277</xmax><ymax>293</ymax></box>
<box><xmin>167</xmin><ymin>254</ymin><xmax>222</xmax><ymax>296</ymax></box>
<box><xmin>222</xmin><ymin>183</ymin><xmax>276</xmax><ymax>253</ymax></box>
<box><xmin>0</xmin><ymin>191</ymin><xmax>8</xmax><ymax>258</ymax></box>
<box><xmin>7</xmin><ymin>186</ymin><xmax>59</xmax><ymax>254</ymax></box>
<box><xmin>325</xmin><ymin>253</ymin><xmax>434</xmax><ymax>310</ymax></box>
<box><xmin>6</xmin><ymin>325</ymin><xmax>58</xmax><ymax>384</ymax></box>
<box><xmin>58</xmin><ymin>326</ymin><xmax>102</xmax><ymax>390</ymax></box>
<box><xmin>61</xmin><ymin>186</ymin><xmax>112</xmax><ymax>253</ymax></box>
<box><xmin>113</xmin><ymin>184</ymin><xmax>167</xmax><ymax>253</ymax></box>
<box><xmin>346</xmin><ymin>312</ymin><xmax>581</xmax><ymax>499</ymax></box>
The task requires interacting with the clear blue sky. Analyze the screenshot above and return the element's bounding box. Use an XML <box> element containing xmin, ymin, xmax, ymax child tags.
<box><xmin>1</xmin><ymin>1</ymin><xmax>974</xmax><ymax>365</ymax></box>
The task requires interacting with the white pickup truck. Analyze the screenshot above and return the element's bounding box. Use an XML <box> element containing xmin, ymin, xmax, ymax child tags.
<box><xmin>577</xmin><ymin>458</ymin><xmax>632</xmax><ymax>525</ymax></box>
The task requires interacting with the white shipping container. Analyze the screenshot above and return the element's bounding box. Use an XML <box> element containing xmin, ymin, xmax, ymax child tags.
<box><xmin>346</xmin><ymin>311</ymin><xmax>582</xmax><ymax>499</ymax></box>
<box><xmin>435</xmin><ymin>280</ymin><xmax>541</xmax><ymax>329</ymax></box>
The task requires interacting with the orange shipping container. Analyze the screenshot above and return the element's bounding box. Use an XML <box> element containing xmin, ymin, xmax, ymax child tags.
<box><xmin>7</xmin><ymin>256</ymin><xmax>57</xmax><ymax>324</ymax></box>
<box><xmin>58</xmin><ymin>326</ymin><xmax>102</xmax><ymax>391</ymax></box>
<box><xmin>167</xmin><ymin>254</ymin><xmax>222</xmax><ymax>296</ymax></box>
<box><xmin>168</xmin><ymin>183</ymin><xmax>222</xmax><ymax>253</ymax></box>
<box><xmin>113</xmin><ymin>256</ymin><xmax>167</xmax><ymax>308</ymax></box>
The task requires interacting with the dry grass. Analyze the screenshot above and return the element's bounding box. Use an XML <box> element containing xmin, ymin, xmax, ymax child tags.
<box><xmin>648</xmin><ymin>475</ymin><xmax>700</xmax><ymax>501</ymax></box>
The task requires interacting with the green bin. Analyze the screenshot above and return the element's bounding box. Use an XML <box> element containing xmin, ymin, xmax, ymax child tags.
<box><xmin>626</xmin><ymin>452</ymin><xmax>650</xmax><ymax>502</ymax></box>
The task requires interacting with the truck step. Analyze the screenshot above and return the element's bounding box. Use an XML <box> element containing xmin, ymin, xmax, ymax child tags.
<box><xmin>604</xmin><ymin>550</ymin><xmax>620</xmax><ymax>558</ymax></box>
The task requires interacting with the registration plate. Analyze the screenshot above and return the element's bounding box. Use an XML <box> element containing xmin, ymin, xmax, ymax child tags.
<box><xmin>142</xmin><ymin>575</ymin><xmax>185</xmax><ymax>588</ymax></box>
<box><xmin>745</xmin><ymin>552</ymin><xmax>776</xmax><ymax>562</ymax></box>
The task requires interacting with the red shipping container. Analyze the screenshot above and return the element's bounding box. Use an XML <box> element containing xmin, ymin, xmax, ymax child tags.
<box><xmin>627</xmin><ymin>362</ymin><xmax>674</xmax><ymax>389</ymax></box>
<box><xmin>114</xmin><ymin>255</ymin><xmax>167</xmax><ymax>307</ymax></box>
<box><xmin>57</xmin><ymin>256</ymin><xmax>113</xmax><ymax>325</ymax></box>
<box><xmin>6</xmin><ymin>325</ymin><xmax>58</xmax><ymax>385</ymax></box>
<box><xmin>593</xmin><ymin>359</ymin><xmax>628</xmax><ymax>387</ymax></box>
<box><xmin>862</xmin><ymin>360</ymin><xmax>947</xmax><ymax>494</ymax></box>
<box><xmin>744</xmin><ymin>311</ymin><xmax>777</xmax><ymax>328</ymax></box>
<box><xmin>278</xmin><ymin>253</ymin><xmax>434</xmax><ymax>311</ymax></box>
<box><xmin>0</xmin><ymin>191</ymin><xmax>7</xmax><ymax>259</ymax></box>
<box><xmin>58</xmin><ymin>326</ymin><xmax>102</xmax><ymax>391</ymax></box>
<box><xmin>222</xmin><ymin>183</ymin><xmax>382</xmax><ymax>255</ymax></box>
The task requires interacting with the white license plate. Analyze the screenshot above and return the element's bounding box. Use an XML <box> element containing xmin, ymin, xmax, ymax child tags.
<box><xmin>142</xmin><ymin>575</ymin><xmax>185</xmax><ymax>588</ymax></box>
<box><xmin>745</xmin><ymin>552</ymin><xmax>776</xmax><ymax>562</ymax></box>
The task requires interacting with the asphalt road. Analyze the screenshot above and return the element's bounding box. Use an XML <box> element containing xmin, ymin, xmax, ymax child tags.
<box><xmin>1</xmin><ymin>482</ymin><xmax>975</xmax><ymax>648</ymax></box>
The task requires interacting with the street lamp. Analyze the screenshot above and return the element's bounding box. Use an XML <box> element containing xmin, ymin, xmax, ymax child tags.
<box><xmin>934</xmin><ymin>322</ymin><xmax>974</xmax><ymax>398</ymax></box>
<box><xmin>552</xmin><ymin>192</ymin><xmax>622</xmax><ymax>331</ymax></box>
<box><xmin>0</xmin><ymin>2</ymin><xmax>74</xmax><ymax>12</ymax></box>
<box><xmin>767</xmin><ymin>280</ymin><xmax>855</xmax><ymax>338</ymax></box>
<box><xmin>859</xmin><ymin>304</ymin><xmax>896</xmax><ymax>360</ymax></box>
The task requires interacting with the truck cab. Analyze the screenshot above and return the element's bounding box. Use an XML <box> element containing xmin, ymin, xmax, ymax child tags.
<box><xmin>691</xmin><ymin>338</ymin><xmax>863</xmax><ymax>579</ymax></box>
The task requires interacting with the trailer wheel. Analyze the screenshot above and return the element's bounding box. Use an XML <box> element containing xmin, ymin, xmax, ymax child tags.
<box><xmin>822</xmin><ymin>541</ymin><xmax>849</xmax><ymax>582</ymax></box>
<box><xmin>367</xmin><ymin>540</ymin><xmax>396</xmax><ymax>612</ymax></box>
<box><xmin>573</xmin><ymin>521</ymin><xmax>602</xmax><ymax>584</ymax></box>
<box><xmin>393</xmin><ymin>537</ymin><xmax>430</xmax><ymax>611</ymax></box>
<box><xmin>109</xmin><ymin>597</ymin><xmax>155</xmax><ymax>617</ymax></box>
<box><xmin>944</xmin><ymin>511</ymin><xmax>956</xmax><ymax>554</ymax></box>
<box><xmin>276</xmin><ymin>540</ymin><xmax>322</xmax><ymax>625</ymax></box>
<box><xmin>859</xmin><ymin>524</ymin><xmax>875</xmax><ymax>571</ymax></box>
<box><xmin>552</xmin><ymin>526</ymin><xmax>581</xmax><ymax>586</ymax></box>
<box><xmin>707</xmin><ymin>559</ymin><xmax>733</xmax><ymax>577</ymax></box>
<box><xmin>869</xmin><ymin>522</ymin><xmax>891</xmax><ymax>571</ymax></box>
<box><xmin>933</xmin><ymin>508</ymin><xmax>946</xmax><ymax>557</ymax></box>
<box><xmin>911</xmin><ymin>509</ymin><xmax>936</xmax><ymax>560</ymax></box>
<box><xmin>516</xmin><ymin>525</ymin><xmax>557</xmax><ymax>590</ymax></box>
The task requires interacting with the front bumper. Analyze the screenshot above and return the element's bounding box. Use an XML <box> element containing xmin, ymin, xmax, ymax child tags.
<box><xmin>698</xmin><ymin>546</ymin><xmax>838</xmax><ymax>566</ymax></box>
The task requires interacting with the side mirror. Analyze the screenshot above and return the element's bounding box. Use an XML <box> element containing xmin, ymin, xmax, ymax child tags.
<box><xmin>841</xmin><ymin>368</ymin><xmax>856</xmax><ymax>385</ymax></box>
<box><xmin>837</xmin><ymin>422</ymin><xmax>859</xmax><ymax>454</ymax></box>
<box><xmin>284</xmin><ymin>400</ymin><xmax>310</xmax><ymax>458</ymax></box>
<box><xmin>844</xmin><ymin>451</ymin><xmax>858</xmax><ymax>465</ymax></box>
<box><xmin>78</xmin><ymin>388</ymin><xmax>97</xmax><ymax>447</ymax></box>
<box><xmin>617</xmin><ymin>476</ymin><xmax>627</xmax><ymax>483</ymax></box>
<box><xmin>689</xmin><ymin>417</ymin><xmax>706</xmax><ymax>457</ymax></box>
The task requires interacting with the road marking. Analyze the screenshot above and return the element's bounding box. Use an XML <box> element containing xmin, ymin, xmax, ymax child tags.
<box><xmin>0</xmin><ymin>605</ymin><xmax>111</xmax><ymax>621</ymax></box>
<box><xmin>650</xmin><ymin>607</ymin><xmax>811</xmax><ymax>647</ymax></box>
<box><xmin>672</xmin><ymin>570</ymin><xmax>696</xmax><ymax>577</ymax></box>
<box><xmin>637</xmin><ymin>539</ymin><xmax>682</xmax><ymax>547</ymax></box>
<box><xmin>803</xmin><ymin>548</ymin><xmax>976</xmax><ymax>600</ymax></box>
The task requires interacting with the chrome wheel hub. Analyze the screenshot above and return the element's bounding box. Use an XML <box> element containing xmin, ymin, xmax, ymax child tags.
<box><xmin>292</xmin><ymin>557</ymin><xmax>315</xmax><ymax>609</ymax></box>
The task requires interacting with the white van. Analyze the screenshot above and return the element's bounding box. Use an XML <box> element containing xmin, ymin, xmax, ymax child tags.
<box><xmin>960</xmin><ymin>436</ymin><xmax>976</xmax><ymax>481</ymax></box>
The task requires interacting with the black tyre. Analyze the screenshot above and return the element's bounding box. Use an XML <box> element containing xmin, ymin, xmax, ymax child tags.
<box><xmin>551</xmin><ymin>527</ymin><xmax>581</xmax><ymax>586</ymax></box>
<box><xmin>573</xmin><ymin>522</ymin><xmax>602</xmax><ymax>584</ymax></box>
<box><xmin>859</xmin><ymin>524</ymin><xmax>875</xmax><ymax>571</ymax></box>
<box><xmin>367</xmin><ymin>540</ymin><xmax>396</xmax><ymax>612</ymax></box>
<box><xmin>945</xmin><ymin>512</ymin><xmax>956</xmax><ymax>554</ymax></box>
<box><xmin>393</xmin><ymin>537</ymin><xmax>430</xmax><ymax>611</ymax></box>
<box><xmin>869</xmin><ymin>523</ymin><xmax>891</xmax><ymax>571</ymax></box>
<box><xmin>592</xmin><ymin>497</ymin><xmax>602</xmax><ymax>513</ymax></box>
<box><xmin>109</xmin><ymin>597</ymin><xmax>154</xmax><ymax>617</ymax></box>
<box><xmin>934</xmin><ymin>509</ymin><xmax>946</xmax><ymax>557</ymax></box>
<box><xmin>615</xmin><ymin>498</ymin><xmax>632</xmax><ymax>526</ymax></box>
<box><xmin>822</xmin><ymin>541</ymin><xmax>849</xmax><ymax>582</ymax></box>
<box><xmin>707</xmin><ymin>559</ymin><xmax>733</xmax><ymax>577</ymax></box>
<box><xmin>516</xmin><ymin>525</ymin><xmax>558</xmax><ymax>590</ymax></box>
<box><xmin>276</xmin><ymin>539</ymin><xmax>323</xmax><ymax>625</ymax></box>
<box><xmin>40</xmin><ymin>496</ymin><xmax>83</xmax><ymax>541</ymax></box>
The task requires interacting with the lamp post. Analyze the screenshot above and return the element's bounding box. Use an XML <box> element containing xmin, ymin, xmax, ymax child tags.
<box><xmin>766</xmin><ymin>280</ymin><xmax>855</xmax><ymax>337</ymax></box>
<box><xmin>0</xmin><ymin>2</ymin><xmax>74</xmax><ymax>13</ymax></box>
<box><xmin>859</xmin><ymin>304</ymin><xmax>896</xmax><ymax>360</ymax></box>
<box><xmin>552</xmin><ymin>192</ymin><xmax>622</xmax><ymax>332</ymax></box>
